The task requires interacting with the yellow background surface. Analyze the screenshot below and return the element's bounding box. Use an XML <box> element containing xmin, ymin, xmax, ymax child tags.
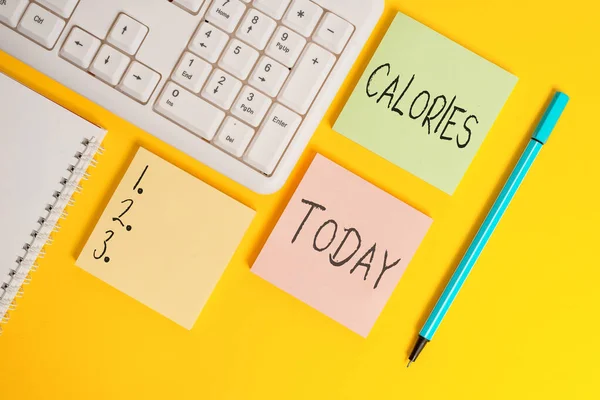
<box><xmin>1</xmin><ymin>0</ymin><xmax>599</xmax><ymax>398</ymax></box>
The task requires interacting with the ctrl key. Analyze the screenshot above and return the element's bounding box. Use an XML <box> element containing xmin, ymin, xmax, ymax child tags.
<box><xmin>17</xmin><ymin>3</ymin><xmax>65</xmax><ymax>49</ymax></box>
<box><xmin>244</xmin><ymin>104</ymin><xmax>301</xmax><ymax>175</ymax></box>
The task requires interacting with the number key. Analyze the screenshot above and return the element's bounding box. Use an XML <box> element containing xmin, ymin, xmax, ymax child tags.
<box><xmin>218</xmin><ymin>39</ymin><xmax>259</xmax><ymax>80</ymax></box>
<box><xmin>155</xmin><ymin>82</ymin><xmax>226</xmax><ymax>140</ymax></box>
<box><xmin>172</xmin><ymin>52</ymin><xmax>212</xmax><ymax>93</ymax></box>
<box><xmin>206</xmin><ymin>0</ymin><xmax>246</xmax><ymax>33</ymax></box>
<box><xmin>248</xmin><ymin>56</ymin><xmax>289</xmax><ymax>96</ymax></box>
<box><xmin>265</xmin><ymin>26</ymin><xmax>306</xmax><ymax>68</ymax></box>
<box><xmin>201</xmin><ymin>69</ymin><xmax>242</xmax><ymax>109</ymax></box>
<box><xmin>231</xmin><ymin>86</ymin><xmax>272</xmax><ymax>127</ymax></box>
<box><xmin>189</xmin><ymin>22</ymin><xmax>229</xmax><ymax>63</ymax></box>
<box><xmin>236</xmin><ymin>8</ymin><xmax>276</xmax><ymax>50</ymax></box>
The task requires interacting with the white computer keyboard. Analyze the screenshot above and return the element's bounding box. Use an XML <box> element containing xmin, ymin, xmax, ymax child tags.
<box><xmin>0</xmin><ymin>0</ymin><xmax>383</xmax><ymax>193</ymax></box>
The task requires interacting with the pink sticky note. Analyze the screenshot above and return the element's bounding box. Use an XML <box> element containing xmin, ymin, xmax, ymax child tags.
<box><xmin>252</xmin><ymin>155</ymin><xmax>432</xmax><ymax>336</ymax></box>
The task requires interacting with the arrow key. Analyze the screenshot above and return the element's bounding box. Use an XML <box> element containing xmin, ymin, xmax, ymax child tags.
<box><xmin>248</xmin><ymin>56</ymin><xmax>289</xmax><ymax>97</ymax></box>
<box><xmin>107</xmin><ymin>13</ymin><xmax>148</xmax><ymax>55</ymax></box>
<box><xmin>236</xmin><ymin>8</ymin><xmax>276</xmax><ymax>50</ymax></box>
<box><xmin>201</xmin><ymin>69</ymin><xmax>242</xmax><ymax>109</ymax></box>
<box><xmin>90</xmin><ymin>44</ymin><xmax>130</xmax><ymax>85</ymax></box>
<box><xmin>60</xmin><ymin>27</ymin><xmax>101</xmax><ymax>69</ymax></box>
<box><xmin>189</xmin><ymin>22</ymin><xmax>228</xmax><ymax>63</ymax></box>
<box><xmin>118</xmin><ymin>61</ymin><xmax>161</xmax><ymax>103</ymax></box>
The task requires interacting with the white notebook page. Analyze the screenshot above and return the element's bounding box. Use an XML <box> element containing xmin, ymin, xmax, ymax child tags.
<box><xmin>0</xmin><ymin>73</ymin><xmax>106</xmax><ymax>285</ymax></box>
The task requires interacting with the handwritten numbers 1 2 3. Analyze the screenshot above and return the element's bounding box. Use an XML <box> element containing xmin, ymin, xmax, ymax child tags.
<box><xmin>93</xmin><ymin>165</ymin><xmax>148</xmax><ymax>263</ymax></box>
<box><xmin>93</xmin><ymin>230</ymin><xmax>114</xmax><ymax>263</ymax></box>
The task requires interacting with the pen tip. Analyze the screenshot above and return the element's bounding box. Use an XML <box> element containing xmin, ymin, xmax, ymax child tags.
<box><xmin>406</xmin><ymin>360</ymin><xmax>412</xmax><ymax>368</ymax></box>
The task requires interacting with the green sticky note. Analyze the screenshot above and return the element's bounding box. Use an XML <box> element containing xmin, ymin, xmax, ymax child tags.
<box><xmin>334</xmin><ymin>13</ymin><xmax>518</xmax><ymax>194</ymax></box>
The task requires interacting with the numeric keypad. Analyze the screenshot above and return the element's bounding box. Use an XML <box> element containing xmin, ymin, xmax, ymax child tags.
<box><xmin>155</xmin><ymin>0</ymin><xmax>354</xmax><ymax>176</ymax></box>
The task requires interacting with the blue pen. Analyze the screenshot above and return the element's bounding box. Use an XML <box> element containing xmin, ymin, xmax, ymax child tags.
<box><xmin>408</xmin><ymin>92</ymin><xmax>570</xmax><ymax>366</ymax></box>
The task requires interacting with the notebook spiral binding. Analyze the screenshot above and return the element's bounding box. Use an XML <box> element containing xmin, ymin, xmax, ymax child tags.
<box><xmin>0</xmin><ymin>137</ymin><xmax>104</xmax><ymax>335</ymax></box>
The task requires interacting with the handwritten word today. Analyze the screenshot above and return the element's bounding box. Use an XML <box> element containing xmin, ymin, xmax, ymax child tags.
<box><xmin>291</xmin><ymin>199</ymin><xmax>401</xmax><ymax>290</ymax></box>
<box><xmin>366</xmin><ymin>63</ymin><xmax>479</xmax><ymax>149</ymax></box>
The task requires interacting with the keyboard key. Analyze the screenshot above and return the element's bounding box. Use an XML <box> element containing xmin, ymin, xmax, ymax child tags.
<box><xmin>17</xmin><ymin>3</ymin><xmax>66</xmax><ymax>49</ymax></box>
<box><xmin>155</xmin><ymin>82</ymin><xmax>225</xmax><ymax>140</ymax></box>
<box><xmin>313</xmin><ymin>12</ymin><xmax>354</xmax><ymax>54</ymax></box>
<box><xmin>172</xmin><ymin>0</ymin><xmax>205</xmax><ymax>13</ymax></box>
<box><xmin>36</xmin><ymin>0</ymin><xmax>79</xmax><ymax>18</ymax></box>
<box><xmin>265</xmin><ymin>26</ymin><xmax>305</xmax><ymax>68</ymax></box>
<box><xmin>118</xmin><ymin>62</ymin><xmax>161</xmax><ymax>103</ymax></box>
<box><xmin>214</xmin><ymin>117</ymin><xmax>255</xmax><ymax>157</ymax></box>
<box><xmin>282</xmin><ymin>0</ymin><xmax>322</xmax><ymax>37</ymax></box>
<box><xmin>248</xmin><ymin>56</ymin><xmax>289</xmax><ymax>96</ymax></box>
<box><xmin>278</xmin><ymin>43</ymin><xmax>335</xmax><ymax>114</ymax></box>
<box><xmin>189</xmin><ymin>22</ymin><xmax>229</xmax><ymax>63</ymax></box>
<box><xmin>236</xmin><ymin>8</ymin><xmax>276</xmax><ymax>50</ymax></box>
<box><xmin>218</xmin><ymin>39</ymin><xmax>259</xmax><ymax>80</ymax></box>
<box><xmin>172</xmin><ymin>52</ymin><xmax>212</xmax><ymax>93</ymax></box>
<box><xmin>244</xmin><ymin>103</ymin><xmax>301</xmax><ymax>174</ymax></box>
<box><xmin>89</xmin><ymin>44</ymin><xmax>131</xmax><ymax>85</ymax></box>
<box><xmin>60</xmin><ymin>27</ymin><xmax>101</xmax><ymax>69</ymax></box>
<box><xmin>0</xmin><ymin>0</ymin><xmax>29</xmax><ymax>28</ymax></box>
<box><xmin>253</xmin><ymin>0</ymin><xmax>291</xmax><ymax>20</ymax></box>
<box><xmin>206</xmin><ymin>0</ymin><xmax>246</xmax><ymax>33</ymax></box>
<box><xmin>201</xmin><ymin>69</ymin><xmax>242</xmax><ymax>109</ymax></box>
<box><xmin>107</xmin><ymin>13</ymin><xmax>148</xmax><ymax>55</ymax></box>
<box><xmin>231</xmin><ymin>86</ymin><xmax>272</xmax><ymax>127</ymax></box>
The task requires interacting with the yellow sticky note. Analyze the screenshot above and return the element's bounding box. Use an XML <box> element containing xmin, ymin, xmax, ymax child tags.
<box><xmin>77</xmin><ymin>148</ymin><xmax>254</xmax><ymax>329</ymax></box>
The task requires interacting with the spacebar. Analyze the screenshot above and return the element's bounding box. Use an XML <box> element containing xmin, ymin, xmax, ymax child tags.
<box><xmin>155</xmin><ymin>82</ymin><xmax>225</xmax><ymax>140</ymax></box>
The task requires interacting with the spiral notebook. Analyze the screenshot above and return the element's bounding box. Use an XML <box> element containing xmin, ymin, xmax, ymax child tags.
<box><xmin>0</xmin><ymin>73</ymin><xmax>106</xmax><ymax>333</ymax></box>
